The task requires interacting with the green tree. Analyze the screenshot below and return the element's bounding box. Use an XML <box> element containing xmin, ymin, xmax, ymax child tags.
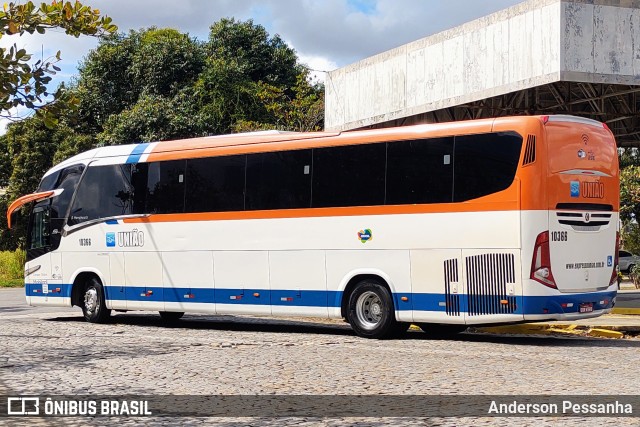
<box><xmin>92</xmin><ymin>19</ymin><xmax>323</xmax><ymax>143</ymax></box>
<box><xmin>0</xmin><ymin>135</ymin><xmax>11</xmax><ymax>188</ymax></box>
<box><xmin>76</xmin><ymin>28</ymin><xmax>204</xmax><ymax>134</ymax></box>
<box><xmin>130</xmin><ymin>28</ymin><xmax>205</xmax><ymax>97</ymax></box>
<box><xmin>206</xmin><ymin>18</ymin><xmax>301</xmax><ymax>89</ymax></box>
<box><xmin>98</xmin><ymin>92</ymin><xmax>202</xmax><ymax>145</ymax></box>
<box><xmin>620</xmin><ymin>165</ymin><xmax>640</xmax><ymax>253</ymax></box>
<box><xmin>620</xmin><ymin>166</ymin><xmax>640</xmax><ymax>224</ymax></box>
<box><xmin>619</xmin><ymin>147</ymin><xmax>640</xmax><ymax>169</ymax></box>
<box><xmin>1</xmin><ymin>116</ymin><xmax>60</xmax><ymax>249</ymax></box>
<box><xmin>75</xmin><ymin>28</ymin><xmax>205</xmax><ymax>138</ymax></box>
<box><xmin>192</xmin><ymin>56</ymin><xmax>267</xmax><ymax>136</ymax></box>
<box><xmin>74</xmin><ymin>31</ymin><xmax>142</xmax><ymax>133</ymax></box>
<box><xmin>233</xmin><ymin>72</ymin><xmax>324</xmax><ymax>133</ymax></box>
<box><xmin>1</xmin><ymin>1</ymin><xmax>116</xmax><ymax>125</ymax></box>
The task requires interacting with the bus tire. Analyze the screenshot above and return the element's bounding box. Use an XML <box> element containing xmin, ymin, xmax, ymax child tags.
<box><xmin>347</xmin><ymin>280</ymin><xmax>399</xmax><ymax>339</ymax></box>
<box><xmin>417</xmin><ymin>323</ymin><xmax>467</xmax><ymax>337</ymax></box>
<box><xmin>159</xmin><ymin>311</ymin><xmax>184</xmax><ymax>322</ymax></box>
<box><xmin>81</xmin><ymin>277</ymin><xmax>111</xmax><ymax>323</ymax></box>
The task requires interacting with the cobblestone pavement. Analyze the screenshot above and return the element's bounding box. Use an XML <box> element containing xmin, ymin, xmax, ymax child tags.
<box><xmin>1</xmin><ymin>288</ymin><xmax>639</xmax><ymax>426</ymax></box>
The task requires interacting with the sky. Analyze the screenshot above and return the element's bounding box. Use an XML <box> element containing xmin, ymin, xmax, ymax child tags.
<box><xmin>0</xmin><ymin>0</ymin><xmax>524</xmax><ymax>131</ymax></box>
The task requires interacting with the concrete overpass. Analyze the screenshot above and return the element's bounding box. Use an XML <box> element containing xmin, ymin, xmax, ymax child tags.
<box><xmin>325</xmin><ymin>0</ymin><xmax>640</xmax><ymax>147</ymax></box>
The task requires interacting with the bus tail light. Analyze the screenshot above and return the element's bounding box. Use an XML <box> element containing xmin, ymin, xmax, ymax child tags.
<box><xmin>610</xmin><ymin>232</ymin><xmax>620</xmax><ymax>287</ymax></box>
<box><xmin>530</xmin><ymin>231</ymin><xmax>557</xmax><ymax>289</ymax></box>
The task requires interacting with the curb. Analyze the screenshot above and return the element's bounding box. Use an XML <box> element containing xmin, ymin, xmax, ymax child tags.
<box><xmin>588</xmin><ymin>328</ymin><xmax>624</xmax><ymax>338</ymax></box>
<box><xmin>612</xmin><ymin>307</ymin><xmax>640</xmax><ymax>315</ymax></box>
<box><xmin>474</xmin><ymin>323</ymin><xmax>635</xmax><ymax>338</ymax></box>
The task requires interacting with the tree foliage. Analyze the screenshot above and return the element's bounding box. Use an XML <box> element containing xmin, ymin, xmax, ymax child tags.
<box><xmin>620</xmin><ymin>165</ymin><xmax>640</xmax><ymax>224</ymax></box>
<box><xmin>620</xmin><ymin>165</ymin><xmax>640</xmax><ymax>253</ymax></box>
<box><xmin>86</xmin><ymin>22</ymin><xmax>323</xmax><ymax>145</ymax></box>
<box><xmin>207</xmin><ymin>18</ymin><xmax>301</xmax><ymax>89</ymax></box>
<box><xmin>1</xmin><ymin>1</ymin><xmax>116</xmax><ymax>126</ymax></box>
<box><xmin>0</xmin><ymin>18</ymin><xmax>325</xmax><ymax>250</ymax></box>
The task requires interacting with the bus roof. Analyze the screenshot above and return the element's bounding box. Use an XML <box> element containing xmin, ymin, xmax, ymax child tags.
<box><xmin>43</xmin><ymin>115</ymin><xmax>607</xmax><ymax>178</ymax></box>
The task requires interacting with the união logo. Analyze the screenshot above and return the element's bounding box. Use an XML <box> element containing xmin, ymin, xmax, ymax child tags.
<box><xmin>570</xmin><ymin>181</ymin><xmax>580</xmax><ymax>198</ymax></box>
<box><xmin>118</xmin><ymin>229</ymin><xmax>145</xmax><ymax>247</ymax></box>
<box><xmin>357</xmin><ymin>229</ymin><xmax>373</xmax><ymax>243</ymax></box>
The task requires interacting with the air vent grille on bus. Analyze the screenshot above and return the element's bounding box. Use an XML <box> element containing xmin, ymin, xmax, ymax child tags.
<box><xmin>444</xmin><ymin>258</ymin><xmax>460</xmax><ymax>316</ymax></box>
<box><xmin>555</xmin><ymin>203</ymin><xmax>613</xmax><ymax>211</ymax></box>
<box><xmin>522</xmin><ymin>135</ymin><xmax>536</xmax><ymax>166</ymax></box>
<box><xmin>556</xmin><ymin>212</ymin><xmax>611</xmax><ymax>231</ymax></box>
<box><xmin>466</xmin><ymin>253</ymin><xmax>516</xmax><ymax>316</ymax></box>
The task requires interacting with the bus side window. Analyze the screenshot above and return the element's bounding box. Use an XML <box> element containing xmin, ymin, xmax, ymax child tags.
<box><xmin>185</xmin><ymin>156</ymin><xmax>245</xmax><ymax>213</ymax></box>
<box><xmin>68</xmin><ymin>164</ymin><xmax>135</xmax><ymax>225</ymax></box>
<box><xmin>312</xmin><ymin>143</ymin><xmax>386</xmax><ymax>208</ymax></box>
<box><xmin>146</xmin><ymin>160</ymin><xmax>186</xmax><ymax>214</ymax></box>
<box><xmin>48</xmin><ymin>165</ymin><xmax>84</xmax><ymax>249</ymax></box>
<box><xmin>51</xmin><ymin>165</ymin><xmax>85</xmax><ymax>221</ymax></box>
<box><xmin>386</xmin><ymin>137</ymin><xmax>454</xmax><ymax>205</ymax></box>
<box><xmin>131</xmin><ymin>163</ymin><xmax>149</xmax><ymax>214</ymax></box>
<box><xmin>246</xmin><ymin>150</ymin><xmax>311</xmax><ymax>210</ymax></box>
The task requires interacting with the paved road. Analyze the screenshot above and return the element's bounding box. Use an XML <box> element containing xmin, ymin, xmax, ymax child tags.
<box><xmin>1</xmin><ymin>288</ymin><xmax>639</xmax><ymax>426</ymax></box>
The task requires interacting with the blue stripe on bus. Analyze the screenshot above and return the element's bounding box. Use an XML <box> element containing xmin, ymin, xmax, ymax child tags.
<box><xmin>522</xmin><ymin>291</ymin><xmax>616</xmax><ymax>315</ymax></box>
<box><xmin>105</xmin><ymin>219</ymin><xmax>119</xmax><ymax>225</ymax></box>
<box><xmin>104</xmin><ymin>286</ymin><xmax>342</xmax><ymax>307</ymax></box>
<box><xmin>25</xmin><ymin>283</ymin><xmax>73</xmax><ymax>298</ymax></box>
<box><xmin>25</xmin><ymin>284</ymin><xmax>616</xmax><ymax>315</ymax></box>
<box><xmin>126</xmin><ymin>143</ymin><xmax>150</xmax><ymax>164</ymax></box>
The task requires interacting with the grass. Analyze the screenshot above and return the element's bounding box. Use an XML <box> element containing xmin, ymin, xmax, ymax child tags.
<box><xmin>0</xmin><ymin>249</ymin><xmax>25</xmax><ymax>288</ymax></box>
<box><xmin>0</xmin><ymin>278</ymin><xmax>23</xmax><ymax>288</ymax></box>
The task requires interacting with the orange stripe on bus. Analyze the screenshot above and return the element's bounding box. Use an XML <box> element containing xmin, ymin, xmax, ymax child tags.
<box><xmin>122</xmin><ymin>186</ymin><xmax>521</xmax><ymax>224</ymax></box>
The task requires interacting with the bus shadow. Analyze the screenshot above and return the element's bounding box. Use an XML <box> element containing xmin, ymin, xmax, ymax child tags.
<box><xmin>45</xmin><ymin>314</ymin><xmax>640</xmax><ymax>348</ymax></box>
<box><xmin>47</xmin><ymin>313</ymin><xmax>356</xmax><ymax>337</ymax></box>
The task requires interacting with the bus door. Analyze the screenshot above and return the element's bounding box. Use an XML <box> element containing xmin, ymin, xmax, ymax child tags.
<box><xmin>24</xmin><ymin>203</ymin><xmax>61</xmax><ymax>305</ymax></box>
<box><xmin>108</xmin><ymin>251</ymin><xmax>126</xmax><ymax>310</ymax></box>
<box><xmin>544</xmin><ymin>117</ymin><xmax>619</xmax><ymax>293</ymax></box>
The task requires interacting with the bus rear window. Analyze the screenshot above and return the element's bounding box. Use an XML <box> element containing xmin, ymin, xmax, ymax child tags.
<box><xmin>546</xmin><ymin>123</ymin><xmax>617</xmax><ymax>174</ymax></box>
<box><xmin>453</xmin><ymin>132</ymin><xmax>522</xmax><ymax>202</ymax></box>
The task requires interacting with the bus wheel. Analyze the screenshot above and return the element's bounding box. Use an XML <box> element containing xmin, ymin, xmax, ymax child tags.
<box><xmin>347</xmin><ymin>280</ymin><xmax>398</xmax><ymax>339</ymax></box>
<box><xmin>417</xmin><ymin>323</ymin><xmax>467</xmax><ymax>337</ymax></box>
<box><xmin>82</xmin><ymin>277</ymin><xmax>111</xmax><ymax>323</ymax></box>
<box><xmin>159</xmin><ymin>311</ymin><xmax>184</xmax><ymax>322</ymax></box>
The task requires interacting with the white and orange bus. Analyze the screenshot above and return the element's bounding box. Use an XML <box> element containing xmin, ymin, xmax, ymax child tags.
<box><xmin>7</xmin><ymin>115</ymin><xmax>620</xmax><ymax>338</ymax></box>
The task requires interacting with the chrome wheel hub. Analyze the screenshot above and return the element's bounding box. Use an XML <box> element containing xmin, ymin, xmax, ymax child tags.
<box><xmin>355</xmin><ymin>291</ymin><xmax>383</xmax><ymax>330</ymax></box>
<box><xmin>84</xmin><ymin>288</ymin><xmax>98</xmax><ymax>314</ymax></box>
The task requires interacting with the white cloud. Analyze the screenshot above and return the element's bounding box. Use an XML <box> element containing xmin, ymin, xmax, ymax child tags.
<box><xmin>1</xmin><ymin>0</ymin><xmax>525</xmax><ymax>134</ymax></box>
<box><xmin>2</xmin><ymin>0</ymin><xmax>525</xmax><ymax>73</ymax></box>
<box><xmin>266</xmin><ymin>0</ymin><xmax>523</xmax><ymax>66</ymax></box>
<box><xmin>297</xmin><ymin>53</ymin><xmax>339</xmax><ymax>84</ymax></box>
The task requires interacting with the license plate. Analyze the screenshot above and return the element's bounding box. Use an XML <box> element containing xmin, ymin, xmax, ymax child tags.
<box><xmin>579</xmin><ymin>303</ymin><xmax>593</xmax><ymax>313</ymax></box>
